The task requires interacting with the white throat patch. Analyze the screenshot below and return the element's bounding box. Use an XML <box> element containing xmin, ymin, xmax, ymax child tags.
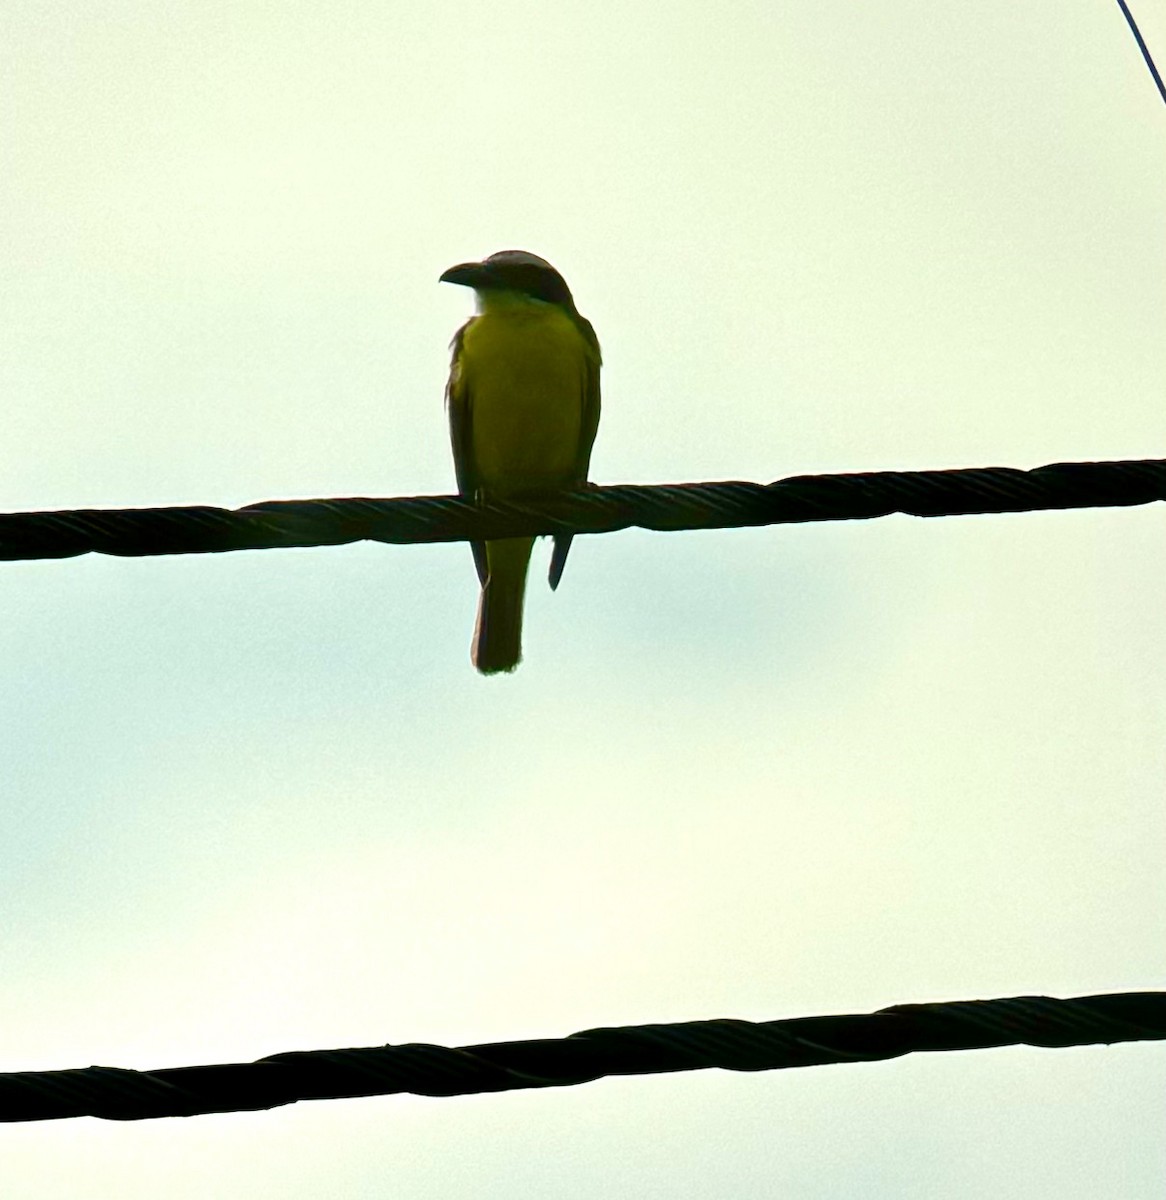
<box><xmin>475</xmin><ymin>288</ymin><xmax>552</xmax><ymax>315</ymax></box>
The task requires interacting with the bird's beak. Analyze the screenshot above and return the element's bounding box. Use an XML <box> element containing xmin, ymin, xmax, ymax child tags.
<box><xmin>439</xmin><ymin>261</ymin><xmax>490</xmax><ymax>288</ymax></box>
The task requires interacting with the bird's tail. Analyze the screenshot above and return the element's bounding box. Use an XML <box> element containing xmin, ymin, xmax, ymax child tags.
<box><xmin>472</xmin><ymin>537</ymin><xmax>534</xmax><ymax>674</ymax></box>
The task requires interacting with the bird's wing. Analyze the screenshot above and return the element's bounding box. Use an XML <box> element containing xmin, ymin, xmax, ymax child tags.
<box><xmin>573</xmin><ymin>314</ymin><xmax>603</xmax><ymax>480</ymax></box>
<box><xmin>446</xmin><ymin>319</ymin><xmax>489</xmax><ymax>586</ymax></box>
<box><xmin>549</xmin><ymin>313</ymin><xmax>602</xmax><ymax>591</ymax></box>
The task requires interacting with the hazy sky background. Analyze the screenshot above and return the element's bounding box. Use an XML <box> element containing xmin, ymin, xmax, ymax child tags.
<box><xmin>2</xmin><ymin>1</ymin><xmax>1164</xmax><ymax>1195</ymax></box>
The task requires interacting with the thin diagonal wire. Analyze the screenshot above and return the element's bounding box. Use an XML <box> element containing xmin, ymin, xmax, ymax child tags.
<box><xmin>0</xmin><ymin>990</ymin><xmax>1161</xmax><ymax>1123</ymax></box>
<box><xmin>1115</xmin><ymin>0</ymin><xmax>1166</xmax><ymax>107</ymax></box>
<box><xmin>1</xmin><ymin>458</ymin><xmax>1165</xmax><ymax>563</ymax></box>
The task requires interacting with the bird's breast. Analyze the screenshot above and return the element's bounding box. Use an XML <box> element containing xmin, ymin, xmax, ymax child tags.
<box><xmin>460</xmin><ymin>307</ymin><xmax>588</xmax><ymax>494</ymax></box>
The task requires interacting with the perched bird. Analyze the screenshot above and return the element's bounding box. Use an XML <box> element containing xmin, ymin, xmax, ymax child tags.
<box><xmin>441</xmin><ymin>250</ymin><xmax>601</xmax><ymax>674</ymax></box>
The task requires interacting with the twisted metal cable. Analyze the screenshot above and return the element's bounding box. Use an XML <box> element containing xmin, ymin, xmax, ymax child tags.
<box><xmin>1</xmin><ymin>458</ymin><xmax>1165</xmax><ymax>563</ymax></box>
<box><xmin>1115</xmin><ymin>0</ymin><xmax>1166</xmax><ymax>107</ymax></box>
<box><xmin>1</xmin><ymin>990</ymin><xmax>1161</xmax><ymax>1123</ymax></box>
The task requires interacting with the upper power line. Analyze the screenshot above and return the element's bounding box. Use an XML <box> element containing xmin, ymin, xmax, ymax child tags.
<box><xmin>1</xmin><ymin>457</ymin><xmax>1164</xmax><ymax>564</ymax></box>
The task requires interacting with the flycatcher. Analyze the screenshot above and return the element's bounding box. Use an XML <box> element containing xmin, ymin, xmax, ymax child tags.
<box><xmin>441</xmin><ymin>250</ymin><xmax>601</xmax><ymax>674</ymax></box>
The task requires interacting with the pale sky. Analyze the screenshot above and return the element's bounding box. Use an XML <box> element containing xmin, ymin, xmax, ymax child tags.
<box><xmin>2</xmin><ymin>1</ymin><xmax>1165</xmax><ymax>1196</ymax></box>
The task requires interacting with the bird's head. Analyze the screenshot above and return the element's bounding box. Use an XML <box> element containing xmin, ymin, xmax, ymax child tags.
<box><xmin>440</xmin><ymin>250</ymin><xmax>575</xmax><ymax>311</ymax></box>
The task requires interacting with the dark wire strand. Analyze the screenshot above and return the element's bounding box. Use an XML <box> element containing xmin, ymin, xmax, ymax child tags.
<box><xmin>0</xmin><ymin>990</ymin><xmax>1161</xmax><ymax>1123</ymax></box>
<box><xmin>2</xmin><ymin>457</ymin><xmax>1165</xmax><ymax>564</ymax></box>
<box><xmin>1115</xmin><ymin>0</ymin><xmax>1166</xmax><ymax>106</ymax></box>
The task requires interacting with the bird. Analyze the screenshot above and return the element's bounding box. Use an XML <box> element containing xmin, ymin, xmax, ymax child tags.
<box><xmin>441</xmin><ymin>250</ymin><xmax>601</xmax><ymax>674</ymax></box>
